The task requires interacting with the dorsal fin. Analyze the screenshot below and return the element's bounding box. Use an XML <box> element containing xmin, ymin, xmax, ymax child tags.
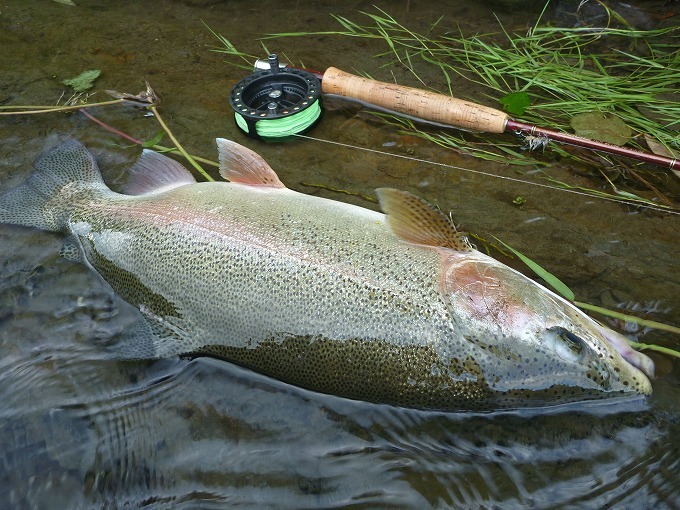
<box><xmin>216</xmin><ymin>138</ymin><xmax>285</xmax><ymax>188</ymax></box>
<box><xmin>123</xmin><ymin>150</ymin><xmax>197</xmax><ymax>196</ymax></box>
<box><xmin>376</xmin><ymin>188</ymin><xmax>471</xmax><ymax>251</ymax></box>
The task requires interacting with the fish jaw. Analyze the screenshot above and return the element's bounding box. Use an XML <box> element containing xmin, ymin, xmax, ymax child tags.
<box><xmin>439</xmin><ymin>249</ymin><xmax>653</xmax><ymax>398</ymax></box>
<box><xmin>592</xmin><ymin>323</ymin><xmax>655</xmax><ymax>379</ymax></box>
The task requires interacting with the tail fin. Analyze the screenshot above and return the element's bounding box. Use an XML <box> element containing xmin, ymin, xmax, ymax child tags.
<box><xmin>0</xmin><ymin>139</ymin><xmax>105</xmax><ymax>232</ymax></box>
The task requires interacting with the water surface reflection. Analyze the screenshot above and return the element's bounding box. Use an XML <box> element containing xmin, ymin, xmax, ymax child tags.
<box><xmin>1</xmin><ymin>0</ymin><xmax>678</xmax><ymax>508</ymax></box>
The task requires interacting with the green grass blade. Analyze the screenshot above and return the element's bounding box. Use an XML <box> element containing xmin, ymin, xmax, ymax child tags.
<box><xmin>493</xmin><ymin>237</ymin><xmax>576</xmax><ymax>301</ymax></box>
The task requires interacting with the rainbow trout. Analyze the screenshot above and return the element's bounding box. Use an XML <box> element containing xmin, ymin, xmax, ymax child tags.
<box><xmin>0</xmin><ymin>139</ymin><xmax>653</xmax><ymax>410</ymax></box>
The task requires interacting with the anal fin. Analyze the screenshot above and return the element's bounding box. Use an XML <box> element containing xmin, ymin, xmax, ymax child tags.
<box><xmin>104</xmin><ymin>304</ymin><xmax>190</xmax><ymax>359</ymax></box>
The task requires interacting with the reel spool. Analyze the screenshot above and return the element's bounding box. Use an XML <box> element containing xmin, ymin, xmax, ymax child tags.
<box><xmin>229</xmin><ymin>54</ymin><xmax>322</xmax><ymax>140</ymax></box>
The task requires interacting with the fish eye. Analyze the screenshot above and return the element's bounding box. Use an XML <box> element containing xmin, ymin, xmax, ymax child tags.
<box><xmin>545</xmin><ymin>327</ymin><xmax>586</xmax><ymax>362</ymax></box>
<box><xmin>560</xmin><ymin>330</ymin><xmax>584</xmax><ymax>355</ymax></box>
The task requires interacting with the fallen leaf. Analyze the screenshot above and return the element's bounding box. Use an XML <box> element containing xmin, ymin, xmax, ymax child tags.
<box><xmin>643</xmin><ymin>134</ymin><xmax>679</xmax><ymax>158</ymax></box>
<box><xmin>570</xmin><ymin>112</ymin><xmax>632</xmax><ymax>146</ymax></box>
<box><xmin>643</xmin><ymin>134</ymin><xmax>680</xmax><ymax>178</ymax></box>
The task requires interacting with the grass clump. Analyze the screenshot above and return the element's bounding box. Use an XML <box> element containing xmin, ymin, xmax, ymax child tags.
<box><xmin>266</xmin><ymin>3</ymin><xmax>679</xmax><ymax>199</ymax></box>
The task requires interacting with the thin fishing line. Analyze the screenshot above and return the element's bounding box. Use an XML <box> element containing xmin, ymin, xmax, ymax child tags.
<box><xmin>294</xmin><ymin>134</ymin><xmax>679</xmax><ymax>216</ymax></box>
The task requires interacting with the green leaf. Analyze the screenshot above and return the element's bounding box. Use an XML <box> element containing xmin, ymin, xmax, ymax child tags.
<box><xmin>570</xmin><ymin>112</ymin><xmax>632</xmax><ymax>146</ymax></box>
<box><xmin>62</xmin><ymin>69</ymin><xmax>101</xmax><ymax>93</ymax></box>
<box><xmin>493</xmin><ymin>237</ymin><xmax>575</xmax><ymax>301</ymax></box>
<box><xmin>499</xmin><ymin>91</ymin><xmax>531</xmax><ymax>116</ymax></box>
<box><xmin>142</xmin><ymin>130</ymin><xmax>165</xmax><ymax>148</ymax></box>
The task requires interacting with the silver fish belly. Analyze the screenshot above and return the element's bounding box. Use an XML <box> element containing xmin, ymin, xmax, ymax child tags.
<box><xmin>0</xmin><ymin>139</ymin><xmax>653</xmax><ymax>410</ymax></box>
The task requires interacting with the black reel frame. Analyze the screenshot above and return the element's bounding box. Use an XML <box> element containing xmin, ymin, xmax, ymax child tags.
<box><xmin>229</xmin><ymin>54</ymin><xmax>322</xmax><ymax>140</ymax></box>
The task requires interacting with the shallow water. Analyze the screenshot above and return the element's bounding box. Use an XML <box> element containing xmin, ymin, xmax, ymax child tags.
<box><xmin>1</xmin><ymin>0</ymin><xmax>679</xmax><ymax>508</ymax></box>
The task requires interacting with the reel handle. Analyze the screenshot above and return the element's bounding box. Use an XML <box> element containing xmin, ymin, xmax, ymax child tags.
<box><xmin>321</xmin><ymin>67</ymin><xmax>509</xmax><ymax>134</ymax></box>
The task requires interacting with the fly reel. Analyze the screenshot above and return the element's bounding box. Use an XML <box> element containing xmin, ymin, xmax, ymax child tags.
<box><xmin>229</xmin><ymin>54</ymin><xmax>322</xmax><ymax>140</ymax></box>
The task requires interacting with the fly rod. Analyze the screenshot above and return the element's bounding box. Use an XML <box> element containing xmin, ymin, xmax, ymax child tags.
<box><xmin>228</xmin><ymin>54</ymin><xmax>678</xmax><ymax>172</ymax></box>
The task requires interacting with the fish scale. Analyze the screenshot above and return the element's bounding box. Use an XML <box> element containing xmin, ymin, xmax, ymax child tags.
<box><xmin>0</xmin><ymin>138</ymin><xmax>653</xmax><ymax>411</ymax></box>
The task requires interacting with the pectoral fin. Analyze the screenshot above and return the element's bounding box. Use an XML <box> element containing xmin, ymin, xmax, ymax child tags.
<box><xmin>104</xmin><ymin>304</ymin><xmax>191</xmax><ymax>360</ymax></box>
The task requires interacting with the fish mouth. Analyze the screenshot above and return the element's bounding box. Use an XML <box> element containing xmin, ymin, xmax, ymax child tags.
<box><xmin>610</xmin><ymin>359</ymin><xmax>653</xmax><ymax>396</ymax></box>
<box><xmin>622</xmin><ymin>365</ymin><xmax>653</xmax><ymax>396</ymax></box>
<box><xmin>603</xmin><ymin>345</ymin><xmax>653</xmax><ymax>397</ymax></box>
<box><xmin>593</xmin><ymin>323</ymin><xmax>655</xmax><ymax>391</ymax></box>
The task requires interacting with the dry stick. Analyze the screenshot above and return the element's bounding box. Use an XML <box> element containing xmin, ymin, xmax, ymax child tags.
<box><xmin>0</xmin><ymin>80</ymin><xmax>214</xmax><ymax>181</ymax></box>
<box><xmin>118</xmin><ymin>83</ymin><xmax>218</xmax><ymax>177</ymax></box>
<box><xmin>0</xmin><ymin>99</ymin><xmax>127</xmax><ymax>115</ymax></box>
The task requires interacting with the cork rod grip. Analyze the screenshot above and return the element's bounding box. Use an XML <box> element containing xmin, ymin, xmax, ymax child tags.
<box><xmin>321</xmin><ymin>67</ymin><xmax>509</xmax><ymax>134</ymax></box>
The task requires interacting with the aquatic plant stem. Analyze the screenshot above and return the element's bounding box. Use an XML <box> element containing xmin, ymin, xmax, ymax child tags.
<box><xmin>491</xmin><ymin>235</ymin><xmax>680</xmax><ymax>364</ymax></box>
<box><xmin>626</xmin><ymin>341</ymin><xmax>680</xmax><ymax>360</ymax></box>
<box><xmin>80</xmin><ymin>109</ymin><xmax>219</xmax><ymax>171</ymax></box>
<box><xmin>574</xmin><ymin>301</ymin><xmax>680</xmax><ymax>335</ymax></box>
<box><xmin>80</xmin><ymin>108</ymin><xmax>143</xmax><ymax>145</ymax></box>
<box><xmin>149</xmin><ymin>105</ymin><xmax>213</xmax><ymax>182</ymax></box>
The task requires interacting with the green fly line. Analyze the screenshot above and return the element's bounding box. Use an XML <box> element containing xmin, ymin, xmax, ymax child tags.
<box><xmin>234</xmin><ymin>98</ymin><xmax>322</xmax><ymax>139</ymax></box>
